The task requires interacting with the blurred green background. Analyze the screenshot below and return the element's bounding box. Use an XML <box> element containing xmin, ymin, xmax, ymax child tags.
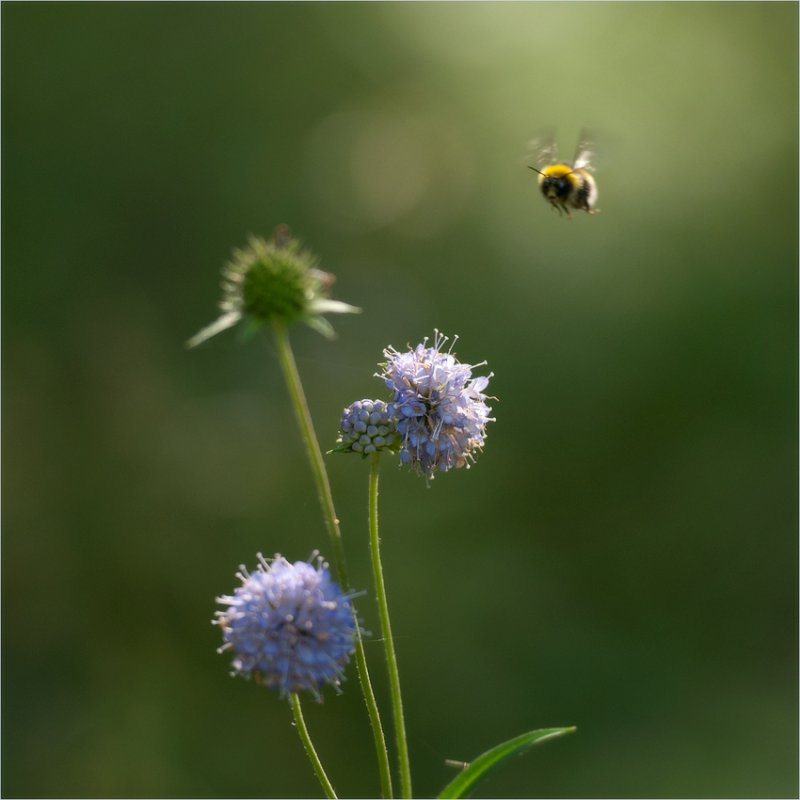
<box><xmin>3</xmin><ymin>3</ymin><xmax>797</xmax><ymax>798</ymax></box>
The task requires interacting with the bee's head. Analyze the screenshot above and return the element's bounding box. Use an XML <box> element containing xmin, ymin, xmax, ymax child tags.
<box><xmin>529</xmin><ymin>165</ymin><xmax>572</xmax><ymax>201</ymax></box>
<box><xmin>541</xmin><ymin>175</ymin><xmax>570</xmax><ymax>200</ymax></box>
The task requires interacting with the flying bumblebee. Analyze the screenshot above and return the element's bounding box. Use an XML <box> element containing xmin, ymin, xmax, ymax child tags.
<box><xmin>528</xmin><ymin>129</ymin><xmax>599</xmax><ymax>218</ymax></box>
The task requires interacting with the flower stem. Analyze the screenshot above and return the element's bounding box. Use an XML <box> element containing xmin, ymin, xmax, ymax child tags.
<box><xmin>271</xmin><ymin>323</ymin><xmax>394</xmax><ymax>799</ymax></box>
<box><xmin>368</xmin><ymin>452</ymin><xmax>412</xmax><ymax>799</ymax></box>
<box><xmin>290</xmin><ymin>693</ymin><xmax>338</xmax><ymax>800</ymax></box>
<box><xmin>271</xmin><ymin>323</ymin><xmax>347</xmax><ymax>577</ymax></box>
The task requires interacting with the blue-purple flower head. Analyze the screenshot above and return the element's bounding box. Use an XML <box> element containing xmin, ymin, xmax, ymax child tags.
<box><xmin>214</xmin><ymin>554</ymin><xmax>357</xmax><ymax>699</ymax></box>
<box><xmin>335</xmin><ymin>399</ymin><xmax>399</xmax><ymax>456</ymax></box>
<box><xmin>380</xmin><ymin>331</ymin><xmax>494</xmax><ymax>479</ymax></box>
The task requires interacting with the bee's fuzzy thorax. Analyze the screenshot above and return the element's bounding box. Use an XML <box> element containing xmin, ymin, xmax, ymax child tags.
<box><xmin>538</xmin><ymin>163</ymin><xmax>574</xmax><ymax>179</ymax></box>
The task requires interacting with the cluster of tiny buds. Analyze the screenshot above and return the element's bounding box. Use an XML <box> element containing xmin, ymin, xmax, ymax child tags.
<box><xmin>335</xmin><ymin>399</ymin><xmax>399</xmax><ymax>456</ymax></box>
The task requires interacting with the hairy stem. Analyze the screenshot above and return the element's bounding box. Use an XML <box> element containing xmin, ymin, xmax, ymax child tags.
<box><xmin>272</xmin><ymin>323</ymin><xmax>394</xmax><ymax>799</ymax></box>
<box><xmin>290</xmin><ymin>693</ymin><xmax>337</xmax><ymax>800</ymax></box>
<box><xmin>368</xmin><ymin>452</ymin><xmax>412</xmax><ymax>798</ymax></box>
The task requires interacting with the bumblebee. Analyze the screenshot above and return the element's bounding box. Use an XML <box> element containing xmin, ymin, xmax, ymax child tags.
<box><xmin>528</xmin><ymin>130</ymin><xmax>599</xmax><ymax>218</ymax></box>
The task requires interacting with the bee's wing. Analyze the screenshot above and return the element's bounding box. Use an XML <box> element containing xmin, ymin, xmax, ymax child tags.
<box><xmin>572</xmin><ymin>129</ymin><xmax>597</xmax><ymax>172</ymax></box>
<box><xmin>527</xmin><ymin>127</ymin><xmax>559</xmax><ymax>170</ymax></box>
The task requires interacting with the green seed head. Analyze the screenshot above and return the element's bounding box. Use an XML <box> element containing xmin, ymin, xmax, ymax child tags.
<box><xmin>187</xmin><ymin>226</ymin><xmax>361</xmax><ymax>348</ymax></box>
<box><xmin>223</xmin><ymin>232</ymin><xmax>323</xmax><ymax>328</ymax></box>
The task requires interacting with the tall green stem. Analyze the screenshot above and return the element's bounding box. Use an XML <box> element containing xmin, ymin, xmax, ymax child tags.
<box><xmin>368</xmin><ymin>452</ymin><xmax>412</xmax><ymax>799</ymax></box>
<box><xmin>272</xmin><ymin>323</ymin><xmax>347</xmax><ymax>578</ymax></box>
<box><xmin>290</xmin><ymin>693</ymin><xmax>337</xmax><ymax>800</ymax></box>
<box><xmin>272</xmin><ymin>323</ymin><xmax>394</xmax><ymax>799</ymax></box>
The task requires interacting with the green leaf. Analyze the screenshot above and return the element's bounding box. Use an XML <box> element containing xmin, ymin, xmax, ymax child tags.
<box><xmin>437</xmin><ymin>726</ymin><xmax>576</xmax><ymax>799</ymax></box>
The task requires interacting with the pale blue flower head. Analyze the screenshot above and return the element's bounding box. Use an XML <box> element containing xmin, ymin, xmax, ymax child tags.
<box><xmin>214</xmin><ymin>554</ymin><xmax>357</xmax><ymax>699</ymax></box>
<box><xmin>380</xmin><ymin>331</ymin><xmax>494</xmax><ymax>479</ymax></box>
<box><xmin>334</xmin><ymin>399</ymin><xmax>399</xmax><ymax>456</ymax></box>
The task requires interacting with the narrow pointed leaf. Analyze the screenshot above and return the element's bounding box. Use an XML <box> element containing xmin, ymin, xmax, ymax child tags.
<box><xmin>186</xmin><ymin>311</ymin><xmax>241</xmax><ymax>349</ymax></box>
<box><xmin>437</xmin><ymin>726</ymin><xmax>576</xmax><ymax>799</ymax></box>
